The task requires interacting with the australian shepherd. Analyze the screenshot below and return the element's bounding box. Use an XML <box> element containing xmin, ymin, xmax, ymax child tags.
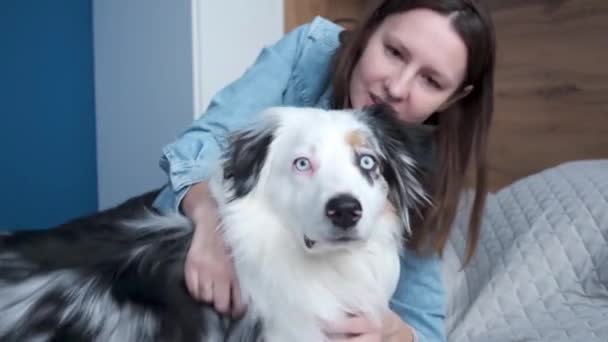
<box><xmin>0</xmin><ymin>104</ymin><xmax>435</xmax><ymax>341</ymax></box>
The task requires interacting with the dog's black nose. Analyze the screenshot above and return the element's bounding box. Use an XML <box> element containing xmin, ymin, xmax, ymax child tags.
<box><xmin>325</xmin><ymin>194</ymin><xmax>362</xmax><ymax>229</ymax></box>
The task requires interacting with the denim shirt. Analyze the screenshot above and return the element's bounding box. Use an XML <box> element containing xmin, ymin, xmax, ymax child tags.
<box><xmin>153</xmin><ymin>16</ymin><xmax>446</xmax><ymax>342</ymax></box>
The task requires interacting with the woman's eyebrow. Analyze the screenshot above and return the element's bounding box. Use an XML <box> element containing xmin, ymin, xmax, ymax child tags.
<box><xmin>424</xmin><ymin>67</ymin><xmax>455</xmax><ymax>86</ymax></box>
<box><xmin>385</xmin><ymin>33</ymin><xmax>459</xmax><ymax>86</ymax></box>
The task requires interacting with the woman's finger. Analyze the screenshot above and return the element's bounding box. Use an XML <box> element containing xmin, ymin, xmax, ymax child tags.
<box><xmin>213</xmin><ymin>279</ymin><xmax>231</xmax><ymax>314</ymax></box>
<box><xmin>231</xmin><ymin>280</ymin><xmax>247</xmax><ymax>318</ymax></box>
<box><xmin>328</xmin><ymin>333</ymin><xmax>379</xmax><ymax>342</ymax></box>
<box><xmin>323</xmin><ymin>315</ymin><xmax>380</xmax><ymax>335</ymax></box>
<box><xmin>184</xmin><ymin>268</ymin><xmax>200</xmax><ymax>299</ymax></box>
<box><xmin>199</xmin><ymin>280</ymin><xmax>214</xmax><ymax>302</ymax></box>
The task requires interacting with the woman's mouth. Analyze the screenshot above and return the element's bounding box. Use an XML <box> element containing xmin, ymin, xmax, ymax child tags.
<box><xmin>370</xmin><ymin>93</ymin><xmax>383</xmax><ymax>105</ymax></box>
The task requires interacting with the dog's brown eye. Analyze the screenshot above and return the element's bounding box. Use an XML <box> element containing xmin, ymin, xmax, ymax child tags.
<box><xmin>293</xmin><ymin>157</ymin><xmax>312</xmax><ymax>171</ymax></box>
<box><xmin>359</xmin><ymin>154</ymin><xmax>377</xmax><ymax>171</ymax></box>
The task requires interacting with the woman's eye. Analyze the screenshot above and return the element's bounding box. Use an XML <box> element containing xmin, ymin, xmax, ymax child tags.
<box><xmin>293</xmin><ymin>157</ymin><xmax>312</xmax><ymax>171</ymax></box>
<box><xmin>384</xmin><ymin>44</ymin><xmax>400</xmax><ymax>58</ymax></box>
<box><xmin>359</xmin><ymin>154</ymin><xmax>377</xmax><ymax>171</ymax></box>
<box><xmin>424</xmin><ymin>76</ymin><xmax>442</xmax><ymax>90</ymax></box>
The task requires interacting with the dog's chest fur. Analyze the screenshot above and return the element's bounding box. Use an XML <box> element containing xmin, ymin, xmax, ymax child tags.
<box><xmin>213</xmin><ymin>183</ymin><xmax>402</xmax><ymax>342</ymax></box>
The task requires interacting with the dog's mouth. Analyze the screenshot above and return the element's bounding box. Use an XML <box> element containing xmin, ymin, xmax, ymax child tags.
<box><xmin>304</xmin><ymin>235</ymin><xmax>316</xmax><ymax>249</ymax></box>
<box><xmin>303</xmin><ymin>235</ymin><xmax>359</xmax><ymax>249</ymax></box>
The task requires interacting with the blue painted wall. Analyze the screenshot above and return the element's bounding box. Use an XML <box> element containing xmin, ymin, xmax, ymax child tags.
<box><xmin>0</xmin><ymin>0</ymin><xmax>98</xmax><ymax>230</ymax></box>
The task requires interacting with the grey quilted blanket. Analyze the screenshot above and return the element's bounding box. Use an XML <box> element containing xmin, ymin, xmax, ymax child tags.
<box><xmin>443</xmin><ymin>160</ymin><xmax>608</xmax><ymax>342</ymax></box>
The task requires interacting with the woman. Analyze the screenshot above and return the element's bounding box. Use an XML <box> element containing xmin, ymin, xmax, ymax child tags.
<box><xmin>153</xmin><ymin>0</ymin><xmax>496</xmax><ymax>340</ymax></box>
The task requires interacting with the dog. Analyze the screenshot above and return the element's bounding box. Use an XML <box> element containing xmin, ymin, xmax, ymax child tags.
<box><xmin>0</xmin><ymin>104</ymin><xmax>435</xmax><ymax>341</ymax></box>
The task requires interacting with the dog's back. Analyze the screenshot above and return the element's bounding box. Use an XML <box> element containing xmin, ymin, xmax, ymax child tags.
<box><xmin>0</xmin><ymin>190</ymin><xmax>246</xmax><ymax>342</ymax></box>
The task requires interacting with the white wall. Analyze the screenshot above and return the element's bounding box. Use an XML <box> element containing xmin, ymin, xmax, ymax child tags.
<box><xmin>94</xmin><ymin>0</ymin><xmax>284</xmax><ymax>209</ymax></box>
<box><xmin>193</xmin><ymin>0</ymin><xmax>284</xmax><ymax>117</ymax></box>
<box><xmin>93</xmin><ymin>0</ymin><xmax>195</xmax><ymax>209</ymax></box>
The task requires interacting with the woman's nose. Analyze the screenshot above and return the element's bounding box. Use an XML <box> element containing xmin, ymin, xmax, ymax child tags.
<box><xmin>385</xmin><ymin>67</ymin><xmax>415</xmax><ymax>103</ymax></box>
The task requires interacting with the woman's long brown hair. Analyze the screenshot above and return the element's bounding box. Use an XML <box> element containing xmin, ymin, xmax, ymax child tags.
<box><xmin>329</xmin><ymin>0</ymin><xmax>496</xmax><ymax>266</ymax></box>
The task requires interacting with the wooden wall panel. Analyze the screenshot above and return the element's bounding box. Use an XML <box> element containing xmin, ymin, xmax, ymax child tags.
<box><xmin>284</xmin><ymin>0</ymin><xmax>373</xmax><ymax>31</ymax></box>
<box><xmin>486</xmin><ymin>0</ymin><xmax>608</xmax><ymax>190</ymax></box>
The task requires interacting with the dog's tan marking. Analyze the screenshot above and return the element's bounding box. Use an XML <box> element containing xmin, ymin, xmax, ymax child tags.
<box><xmin>345</xmin><ymin>130</ymin><xmax>369</xmax><ymax>149</ymax></box>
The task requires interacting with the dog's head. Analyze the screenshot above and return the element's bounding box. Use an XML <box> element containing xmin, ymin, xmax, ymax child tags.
<box><xmin>221</xmin><ymin>104</ymin><xmax>435</xmax><ymax>253</ymax></box>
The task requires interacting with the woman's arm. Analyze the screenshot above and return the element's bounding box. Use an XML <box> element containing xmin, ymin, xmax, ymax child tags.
<box><xmin>390</xmin><ymin>248</ymin><xmax>447</xmax><ymax>342</ymax></box>
<box><xmin>158</xmin><ymin>21</ymin><xmax>311</xmax><ymax>212</ymax></box>
<box><xmin>153</xmin><ymin>20</ymin><xmax>314</xmax><ymax>314</ymax></box>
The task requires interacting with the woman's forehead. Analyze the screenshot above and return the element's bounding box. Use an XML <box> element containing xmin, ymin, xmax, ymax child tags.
<box><xmin>379</xmin><ymin>8</ymin><xmax>468</xmax><ymax>83</ymax></box>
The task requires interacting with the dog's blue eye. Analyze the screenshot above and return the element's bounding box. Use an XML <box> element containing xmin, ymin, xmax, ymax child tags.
<box><xmin>359</xmin><ymin>154</ymin><xmax>376</xmax><ymax>171</ymax></box>
<box><xmin>293</xmin><ymin>157</ymin><xmax>312</xmax><ymax>171</ymax></box>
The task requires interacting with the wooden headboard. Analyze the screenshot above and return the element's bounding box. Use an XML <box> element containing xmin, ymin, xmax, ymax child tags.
<box><xmin>285</xmin><ymin>0</ymin><xmax>608</xmax><ymax>191</ymax></box>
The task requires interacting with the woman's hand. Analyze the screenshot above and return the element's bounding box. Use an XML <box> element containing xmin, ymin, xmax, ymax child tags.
<box><xmin>324</xmin><ymin>311</ymin><xmax>415</xmax><ymax>342</ymax></box>
<box><xmin>181</xmin><ymin>182</ymin><xmax>246</xmax><ymax>318</ymax></box>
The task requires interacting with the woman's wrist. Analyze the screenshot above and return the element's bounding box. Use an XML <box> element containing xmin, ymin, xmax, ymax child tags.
<box><xmin>385</xmin><ymin>311</ymin><xmax>417</xmax><ymax>342</ymax></box>
<box><xmin>181</xmin><ymin>181</ymin><xmax>216</xmax><ymax>224</ymax></box>
<box><xmin>180</xmin><ymin>182</ymin><xmax>209</xmax><ymax>219</ymax></box>
<box><xmin>399</xmin><ymin>321</ymin><xmax>418</xmax><ymax>342</ymax></box>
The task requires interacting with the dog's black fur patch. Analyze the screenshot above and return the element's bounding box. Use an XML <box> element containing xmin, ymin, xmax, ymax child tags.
<box><xmin>222</xmin><ymin>121</ymin><xmax>276</xmax><ymax>201</ymax></box>
<box><xmin>0</xmin><ymin>189</ymin><xmax>261</xmax><ymax>342</ymax></box>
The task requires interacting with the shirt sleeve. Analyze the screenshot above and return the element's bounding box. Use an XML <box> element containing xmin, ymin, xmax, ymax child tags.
<box><xmin>158</xmin><ymin>22</ymin><xmax>311</xmax><ymax>212</ymax></box>
<box><xmin>390</xmin><ymin>248</ymin><xmax>447</xmax><ymax>342</ymax></box>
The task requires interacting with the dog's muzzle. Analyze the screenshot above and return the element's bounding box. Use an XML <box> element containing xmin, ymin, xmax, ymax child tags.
<box><xmin>302</xmin><ymin>194</ymin><xmax>364</xmax><ymax>250</ymax></box>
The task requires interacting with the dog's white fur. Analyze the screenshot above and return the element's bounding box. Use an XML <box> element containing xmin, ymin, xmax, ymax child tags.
<box><xmin>209</xmin><ymin>107</ymin><xmax>420</xmax><ymax>341</ymax></box>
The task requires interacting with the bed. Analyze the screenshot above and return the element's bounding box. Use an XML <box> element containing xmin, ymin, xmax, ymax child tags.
<box><xmin>441</xmin><ymin>2</ymin><xmax>608</xmax><ymax>340</ymax></box>
<box><xmin>444</xmin><ymin>160</ymin><xmax>608</xmax><ymax>341</ymax></box>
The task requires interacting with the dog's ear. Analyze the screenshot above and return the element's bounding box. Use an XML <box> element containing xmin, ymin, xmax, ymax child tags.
<box><xmin>222</xmin><ymin>113</ymin><xmax>278</xmax><ymax>201</ymax></box>
<box><xmin>360</xmin><ymin>104</ymin><xmax>437</xmax><ymax>237</ymax></box>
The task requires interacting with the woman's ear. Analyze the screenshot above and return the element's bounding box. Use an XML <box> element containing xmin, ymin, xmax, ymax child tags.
<box><xmin>437</xmin><ymin>84</ymin><xmax>474</xmax><ymax>112</ymax></box>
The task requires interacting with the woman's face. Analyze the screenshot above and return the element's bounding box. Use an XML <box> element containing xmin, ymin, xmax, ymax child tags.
<box><xmin>349</xmin><ymin>9</ymin><xmax>469</xmax><ymax>123</ymax></box>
